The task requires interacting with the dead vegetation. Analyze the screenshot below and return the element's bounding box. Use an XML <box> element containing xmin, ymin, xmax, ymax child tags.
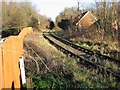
<box><xmin>24</xmin><ymin>31</ymin><xmax>67</xmax><ymax>75</ymax></box>
<box><xmin>23</xmin><ymin>31</ymin><xmax>120</xmax><ymax>88</ymax></box>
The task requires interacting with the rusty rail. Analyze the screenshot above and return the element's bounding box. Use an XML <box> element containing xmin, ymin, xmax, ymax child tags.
<box><xmin>50</xmin><ymin>33</ymin><xmax>120</xmax><ymax>63</ymax></box>
<box><xmin>43</xmin><ymin>33</ymin><xmax>120</xmax><ymax>81</ymax></box>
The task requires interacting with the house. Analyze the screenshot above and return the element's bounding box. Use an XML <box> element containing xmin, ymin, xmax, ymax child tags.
<box><xmin>76</xmin><ymin>11</ymin><xmax>97</xmax><ymax>30</ymax></box>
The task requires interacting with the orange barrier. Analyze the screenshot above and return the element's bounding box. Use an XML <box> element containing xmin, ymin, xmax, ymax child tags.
<box><xmin>0</xmin><ymin>27</ymin><xmax>33</xmax><ymax>89</ymax></box>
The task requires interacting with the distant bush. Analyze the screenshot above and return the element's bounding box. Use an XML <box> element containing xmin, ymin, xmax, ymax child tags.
<box><xmin>2</xmin><ymin>28</ymin><xmax>20</xmax><ymax>38</ymax></box>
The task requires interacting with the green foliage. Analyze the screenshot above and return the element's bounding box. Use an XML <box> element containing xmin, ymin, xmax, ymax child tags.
<box><xmin>21</xmin><ymin>84</ymin><xmax>27</xmax><ymax>90</ymax></box>
<box><xmin>25</xmin><ymin>32</ymin><xmax>119</xmax><ymax>89</ymax></box>
<box><xmin>29</xmin><ymin>56</ymin><xmax>120</xmax><ymax>89</ymax></box>
<box><xmin>2</xmin><ymin>28</ymin><xmax>19</xmax><ymax>38</ymax></box>
<box><xmin>32</xmin><ymin>73</ymin><xmax>67</xmax><ymax>89</ymax></box>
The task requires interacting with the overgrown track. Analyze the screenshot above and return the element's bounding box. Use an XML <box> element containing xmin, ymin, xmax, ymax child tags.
<box><xmin>50</xmin><ymin>33</ymin><xmax>120</xmax><ymax>64</ymax></box>
<box><xmin>43</xmin><ymin>33</ymin><xmax>120</xmax><ymax>81</ymax></box>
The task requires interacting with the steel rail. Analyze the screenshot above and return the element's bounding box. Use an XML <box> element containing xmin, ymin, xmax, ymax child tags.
<box><xmin>50</xmin><ymin>33</ymin><xmax>120</xmax><ymax>64</ymax></box>
<box><xmin>43</xmin><ymin>33</ymin><xmax>120</xmax><ymax>81</ymax></box>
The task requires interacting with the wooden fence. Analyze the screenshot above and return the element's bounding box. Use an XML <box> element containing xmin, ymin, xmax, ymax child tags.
<box><xmin>0</xmin><ymin>27</ymin><xmax>33</xmax><ymax>89</ymax></box>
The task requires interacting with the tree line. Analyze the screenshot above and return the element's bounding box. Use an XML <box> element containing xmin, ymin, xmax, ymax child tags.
<box><xmin>55</xmin><ymin>0</ymin><xmax>119</xmax><ymax>41</ymax></box>
<box><xmin>2</xmin><ymin>1</ymin><xmax>54</xmax><ymax>38</ymax></box>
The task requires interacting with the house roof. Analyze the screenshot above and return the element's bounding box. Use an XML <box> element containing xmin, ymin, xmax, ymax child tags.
<box><xmin>76</xmin><ymin>11</ymin><xmax>97</xmax><ymax>25</ymax></box>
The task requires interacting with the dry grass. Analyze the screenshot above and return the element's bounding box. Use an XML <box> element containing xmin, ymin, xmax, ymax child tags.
<box><xmin>24</xmin><ymin>31</ymin><xmax>119</xmax><ymax>88</ymax></box>
<box><xmin>24</xmin><ymin>31</ymin><xmax>65</xmax><ymax>60</ymax></box>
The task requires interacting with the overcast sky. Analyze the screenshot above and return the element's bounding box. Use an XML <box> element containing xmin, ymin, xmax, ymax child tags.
<box><xmin>4</xmin><ymin>0</ymin><xmax>120</xmax><ymax>21</ymax></box>
<box><xmin>30</xmin><ymin>0</ymin><xmax>95</xmax><ymax>21</ymax></box>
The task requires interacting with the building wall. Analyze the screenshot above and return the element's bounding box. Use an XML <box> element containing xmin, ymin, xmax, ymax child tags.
<box><xmin>77</xmin><ymin>12</ymin><xmax>97</xmax><ymax>30</ymax></box>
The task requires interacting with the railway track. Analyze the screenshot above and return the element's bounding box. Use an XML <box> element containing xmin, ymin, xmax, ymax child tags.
<box><xmin>50</xmin><ymin>33</ymin><xmax>120</xmax><ymax>63</ymax></box>
<box><xmin>43</xmin><ymin>33</ymin><xmax>120</xmax><ymax>81</ymax></box>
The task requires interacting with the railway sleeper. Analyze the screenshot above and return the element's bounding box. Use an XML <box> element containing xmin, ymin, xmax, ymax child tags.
<box><xmin>50</xmin><ymin>33</ymin><xmax>120</xmax><ymax>65</ymax></box>
<box><xmin>43</xmin><ymin>34</ymin><xmax>120</xmax><ymax>81</ymax></box>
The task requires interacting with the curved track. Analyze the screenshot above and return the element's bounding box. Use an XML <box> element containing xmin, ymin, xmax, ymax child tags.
<box><xmin>43</xmin><ymin>33</ymin><xmax>120</xmax><ymax>81</ymax></box>
<box><xmin>50</xmin><ymin>33</ymin><xmax>120</xmax><ymax>63</ymax></box>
